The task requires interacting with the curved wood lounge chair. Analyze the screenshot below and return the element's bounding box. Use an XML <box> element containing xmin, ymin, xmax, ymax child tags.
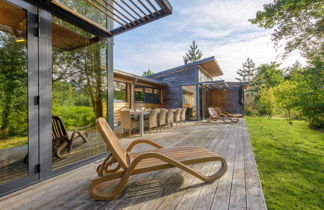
<box><xmin>213</xmin><ymin>107</ymin><xmax>239</xmax><ymax>123</ymax></box>
<box><xmin>217</xmin><ymin>107</ymin><xmax>243</xmax><ymax>118</ymax></box>
<box><xmin>88</xmin><ymin>118</ymin><xmax>227</xmax><ymax>201</ymax></box>
<box><xmin>208</xmin><ymin>107</ymin><xmax>238</xmax><ymax>124</ymax></box>
<box><xmin>52</xmin><ymin>116</ymin><xmax>88</xmax><ymax>159</ymax></box>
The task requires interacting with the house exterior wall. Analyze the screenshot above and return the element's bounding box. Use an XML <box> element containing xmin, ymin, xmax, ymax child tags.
<box><xmin>151</xmin><ymin>66</ymin><xmax>199</xmax><ymax>108</ymax></box>
<box><xmin>113</xmin><ymin>73</ymin><xmax>166</xmax><ymax>125</ymax></box>
<box><xmin>208</xmin><ymin>84</ymin><xmax>245</xmax><ymax>115</ymax></box>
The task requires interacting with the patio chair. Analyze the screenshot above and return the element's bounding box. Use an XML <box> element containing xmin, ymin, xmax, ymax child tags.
<box><xmin>218</xmin><ymin>107</ymin><xmax>243</xmax><ymax>118</ymax></box>
<box><xmin>120</xmin><ymin>110</ymin><xmax>139</xmax><ymax>135</ymax></box>
<box><xmin>158</xmin><ymin>109</ymin><xmax>167</xmax><ymax>130</ymax></box>
<box><xmin>52</xmin><ymin>116</ymin><xmax>88</xmax><ymax>159</ymax></box>
<box><xmin>207</xmin><ymin>107</ymin><xmax>238</xmax><ymax>124</ymax></box>
<box><xmin>213</xmin><ymin>107</ymin><xmax>240</xmax><ymax>123</ymax></box>
<box><xmin>181</xmin><ymin>108</ymin><xmax>187</xmax><ymax>123</ymax></box>
<box><xmin>88</xmin><ymin>118</ymin><xmax>227</xmax><ymax>200</ymax></box>
<box><xmin>144</xmin><ymin>110</ymin><xmax>158</xmax><ymax>134</ymax></box>
<box><xmin>166</xmin><ymin>109</ymin><xmax>174</xmax><ymax>127</ymax></box>
<box><xmin>174</xmin><ymin>108</ymin><xmax>181</xmax><ymax>126</ymax></box>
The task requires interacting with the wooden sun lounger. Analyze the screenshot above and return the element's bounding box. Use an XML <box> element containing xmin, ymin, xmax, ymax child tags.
<box><xmin>217</xmin><ymin>107</ymin><xmax>243</xmax><ymax>118</ymax></box>
<box><xmin>88</xmin><ymin>118</ymin><xmax>227</xmax><ymax>201</ymax></box>
<box><xmin>52</xmin><ymin>116</ymin><xmax>88</xmax><ymax>159</ymax></box>
<box><xmin>208</xmin><ymin>107</ymin><xmax>239</xmax><ymax>124</ymax></box>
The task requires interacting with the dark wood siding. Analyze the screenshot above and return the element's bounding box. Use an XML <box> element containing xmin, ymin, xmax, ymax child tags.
<box><xmin>153</xmin><ymin>66</ymin><xmax>199</xmax><ymax>108</ymax></box>
<box><xmin>208</xmin><ymin>84</ymin><xmax>244</xmax><ymax>115</ymax></box>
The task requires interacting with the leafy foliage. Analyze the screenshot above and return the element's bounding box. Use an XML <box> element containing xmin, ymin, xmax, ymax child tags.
<box><xmin>259</xmin><ymin>88</ymin><xmax>276</xmax><ymax>119</ymax></box>
<box><xmin>291</xmin><ymin>55</ymin><xmax>324</xmax><ymax>127</ymax></box>
<box><xmin>249</xmin><ymin>0</ymin><xmax>324</xmax><ymax>58</ymax></box>
<box><xmin>273</xmin><ymin>81</ymin><xmax>298</xmax><ymax>124</ymax></box>
<box><xmin>0</xmin><ymin>33</ymin><xmax>27</xmax><ymax>137</ymax></box>
<box><xmin>52</xmin><ymin>105</ymin><xmax>95</xmax><ymax>130</ymax></box>
<box><xmin>183</xmin><ymin>40</ymin><xmax>203</xmax><ymax>64</ymax></box>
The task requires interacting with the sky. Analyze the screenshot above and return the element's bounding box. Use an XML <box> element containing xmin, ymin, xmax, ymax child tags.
<box><xmin>114</xmin><ymin>0</ymin><xmax>305</xmax><ymax>81</ymax></box>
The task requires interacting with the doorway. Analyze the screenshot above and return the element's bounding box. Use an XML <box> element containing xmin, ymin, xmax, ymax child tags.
<box><xmin>0</xmin><ymin>0</ymin><xmax>40</xmax><ymax>194</ymax></box>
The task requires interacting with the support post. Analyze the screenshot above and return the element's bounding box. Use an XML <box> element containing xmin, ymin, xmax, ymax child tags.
<box><xmin>106</xmin><ymin>0</ymin><xmax>114</xmax><ymax>129</ymax></box>
<box><xmin>107</xmin><ymin>37</ymin><xmax>114</xmax><ymax>129</ymax></box>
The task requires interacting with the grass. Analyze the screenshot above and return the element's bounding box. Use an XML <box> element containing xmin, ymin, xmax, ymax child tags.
<box><xmin>0</xmin><ymin>136</ymin><xmax>27</xmax><ymax>149</ymax></box>
<box><xmin>246</xmin><ymin>116</ymin><xmax>324</xmax><ymax>210</ymax></box>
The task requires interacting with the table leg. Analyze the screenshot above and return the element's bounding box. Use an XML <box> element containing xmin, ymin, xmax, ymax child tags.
<box><xmin>140</xmin><ymin>113</ymin><xmax>144</xmax><ymax>136</ymax></box>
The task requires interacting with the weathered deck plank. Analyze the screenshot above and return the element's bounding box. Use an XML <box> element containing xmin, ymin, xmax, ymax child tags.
<box><xmin>210</xmin><ymin>123</ymin><xmax>238</xmax><ymax>209</ymax></box>
<box><xmin>192</xmin><ymin>125</ymin><xmax>232</xmax><ymax>209</ymax></box>
<box><xmin>229</xmin><ymin>123</ymin><xmax>246</xmax><ymax>210</ymax></box>
<box><xmin>243</xmin><ymin>120</ymin><xmax>267</xmax><ymax>210</ymax></box>
<box><xmin>0</xmin><ymin>120</ymin><xmax>267</xmax><ymax>210</ymax></box>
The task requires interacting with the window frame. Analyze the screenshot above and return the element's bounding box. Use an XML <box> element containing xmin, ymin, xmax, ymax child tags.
<box><xmin>134</xmin><ymin>85</ymin><xmax>161</xmax><ymax>104</ymax></box>
<box><xmin>113</xmin><ymin>81</ymin><xmax>128</xmax><ymax>102</ymax></box>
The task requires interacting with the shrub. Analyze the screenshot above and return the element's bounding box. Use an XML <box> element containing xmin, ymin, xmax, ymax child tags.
<box><xmin>52</xmin><ymin>105</ymin><xmax>95</xmax><ymax>130</ymax></box>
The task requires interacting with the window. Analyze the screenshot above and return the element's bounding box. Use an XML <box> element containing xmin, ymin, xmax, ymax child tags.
<box><xmin>114</xmin><ymin>81</ymin><xmax>127</xmax><ymax>101</ymax></box>
<box><xmin>199</xmin><ymin>70</ymin><xmax>212</xmax><ymax>82</ymax></box>
<box><xmin>135</xmin><ymin>87</ymin><xmax>144</xmax><ymax>102</ymax></box>
<box><xmin>135</xmin><ymin>85</ymin><xmax>161</xmax><ymax>104</ymax></box>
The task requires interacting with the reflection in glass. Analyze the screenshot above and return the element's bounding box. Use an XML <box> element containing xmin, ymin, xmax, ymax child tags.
<box><xmin>0</xmin><ymin>0</ymin><xmax>28</xmax><ymax>184</ymax></box>
<box><xmin>52</xmin><ymin>16</ymin><xmax>108</xmax><ymax>170</ymax></box>
<box><xmin>114</xmin><ymin>81</ymin><xmax>127</xmax><ymax>101</ymax></box>
<box><xmin>182</xmin><ymin>85</ymin><xmax>197</xmax><ymax>120</ymax></box>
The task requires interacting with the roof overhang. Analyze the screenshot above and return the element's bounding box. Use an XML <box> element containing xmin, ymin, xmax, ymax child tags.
<box><xmin>114</xmin><ymin>69</ymin><xmax>167</xmax><ymax>87</ymax></box>
<box><xmin>199</xmin><ymin>58</ymin><xmax>223</xmax><ymax>77</ymax></box>
<box><xmin>27</xmin><ymin>0</ymin><xmax>172</xmax><ymax>39</ymax></box>
<box><xmin>147</xmin><ymin>56</ymin><xmax>223</xmax><ymax>79</ymax></box>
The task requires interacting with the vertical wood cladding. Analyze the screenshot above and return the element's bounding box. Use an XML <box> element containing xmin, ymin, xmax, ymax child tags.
<box><xmin>208</xmin><ymin>84</ymin><xmax>244</xmax><ymax>114</ymax></box>
<box><xmin>152</xmin><ymin>66</ymin><xmax>199</xmax><ymax>108</ymax></box>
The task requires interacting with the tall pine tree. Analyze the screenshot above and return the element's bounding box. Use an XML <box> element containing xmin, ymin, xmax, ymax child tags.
<box><xmin>183</xmin><ymin>40</ymin><xmax>203</xmax><ymax>64</ymax></box>
<box><xmin>142</xmin><ymin>69</ymin><xmax>154</xmax><ymax>77</ymax></box>
<box><xmin>235</xmin><ymin>58</ymin><xmax>256</xmax><ymax>82</ymax></box>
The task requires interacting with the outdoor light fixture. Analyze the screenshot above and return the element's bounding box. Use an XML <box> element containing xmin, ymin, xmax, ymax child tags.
<box><xmin>15</xmin><ymin>37</ymin><xmax>25</xmax><ymax>43</ymax></box>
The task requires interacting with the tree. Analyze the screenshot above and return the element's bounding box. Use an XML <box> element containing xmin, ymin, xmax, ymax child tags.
<box><xmin>273</xmin><ymin>81</ymin><xmax>298</xmax><ymax>125</ymax></box>
<box><xmin>249</xmin><ymin>0</ymin><xmax>324</xmax><ymax>58</ymax></box>
<box><xmin>0</xmin><ymin>33</ymin><xmax>28</xmax><ymax>136</ymax></box>
<box><xmin>142</xmin><ymin>69</ymin><xmax>154</xmax><ymax>77</ymax></box>
<box><xmin>253</xmin><ymin>62</ymin><xmax>284</xmax><ymax>90</ymax></box>
<box><xmin>53</xmin><ymin>41</ymin><xmax>107</xmax><ymax>119</ymax></box>
<box><xmin>183</xmin><ymin>40</ymin><xmax>203</xmax><ymax>64</ymax></box>
<box><xmin>292</xmin><ymin>55</ymin><xmax>324</xmax><ymax>127</ymax></box>
<box><xmin>236</xmin><ymin>57</ymin><xmax>256</xmax><ymax>82</ymax></box>
<box><xmin>259</xmin><ymin>88</ymin><xmax>276</xmax><ymax>119</ymax></box>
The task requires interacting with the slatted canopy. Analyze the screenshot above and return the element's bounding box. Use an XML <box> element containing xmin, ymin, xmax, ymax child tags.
<box><xmin>47</xmin><ymin>0</ymin><xmax>173</xmax><ymax>38</ymax></box>
<box><xmin>200</xmin><ymin>80</ymin><xmax>230</xmax><ymax>90</ymax></box>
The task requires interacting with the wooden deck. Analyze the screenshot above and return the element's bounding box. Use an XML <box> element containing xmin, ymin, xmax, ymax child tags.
<box><xmin>0</xmin><ymin>119</ymin><xmax>267</xmax><ymax>210</ymax></box>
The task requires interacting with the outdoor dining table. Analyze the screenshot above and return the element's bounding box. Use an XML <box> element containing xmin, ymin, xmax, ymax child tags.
<box><xmin>130</xmin><ymin>111</ymin><xmax>150</xmax><ymax>137</ymax></box>
<box><xmin>130</xmin><ymin>109</ymin><xmax>178</xmax><ymax>137</ymax></box>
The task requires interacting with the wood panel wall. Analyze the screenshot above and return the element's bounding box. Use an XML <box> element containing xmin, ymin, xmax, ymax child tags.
<box><xmin>112</xmin><ymin>73</ymin><xmax>167</xmax><ymax>126</ymax></box>
<box><xmin>207</xmin><ymin>85</ymin><xmax>244</xmax><ymax>114</ymax></box>
<box><xmin>152</xmin><ymin>66</ymin><xmax>199</xmax><ymax>108</ymax></box>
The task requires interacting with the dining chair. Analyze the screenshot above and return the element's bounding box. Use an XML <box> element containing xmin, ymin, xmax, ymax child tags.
<box><xmin>144</xmin><ymin>110</ymin><xmax>158</xmax><ymax>134</ymax></box>
<box><xmin>181</xmin><ymin>108</ymin><xmax>187</xmax><ymax>124</ymax></box>
<box><xmin>166</xmin><ymin>109</ymin><xmax>174</xmax><ymax>128</ymax></box>
<box><xmin>158</xmin><ymin>109</ymin><xmax>167</xmax><ymax>130</ymax></box>
<box><xmin>174</xmin><ymin>108</ymin><xmax>182</xmax><ymax>126</ymax></box>
<box><xmin>120</xmin><ymin>110</ymin><xmax>139</xmax><ymax>135</ymax></box>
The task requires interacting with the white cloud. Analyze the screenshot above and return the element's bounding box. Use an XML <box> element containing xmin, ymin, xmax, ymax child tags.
<box><xmin>114</xmin><ymin>0</ymin><xmax>305</xmax><ymax>81</ymax></box>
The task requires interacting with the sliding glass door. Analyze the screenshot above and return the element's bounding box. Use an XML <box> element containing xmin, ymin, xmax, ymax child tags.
<box><xmin>0</xmin><ymin>0</ymin><xmax>39</xmax><ymax>194</ymax></box>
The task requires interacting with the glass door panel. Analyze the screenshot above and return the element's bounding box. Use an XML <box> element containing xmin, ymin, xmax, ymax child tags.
<box><xmin>182</xmin><ymin>85</ymin><xmax>197</xmax><ymax>120</ymax></box>
<box><xmin>0</xmin><ymin>0</ymin><xmax>37</xmax><ymax>186</ymax></box>
<box><xmin>51</xmin><ymin>17</ymin><xmax>108</xmax><ymax>170</ymax></box>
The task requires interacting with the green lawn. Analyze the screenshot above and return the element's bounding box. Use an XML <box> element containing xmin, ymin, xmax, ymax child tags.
<box><xmin>0</xmin><ymin>136</ymin><xmax>27</xmax><ymax>149</ymax></box>
<box><xmin>246</xmin><ymin>116</ymin><xmax>324</xmax><ymax>210</ymax></box>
